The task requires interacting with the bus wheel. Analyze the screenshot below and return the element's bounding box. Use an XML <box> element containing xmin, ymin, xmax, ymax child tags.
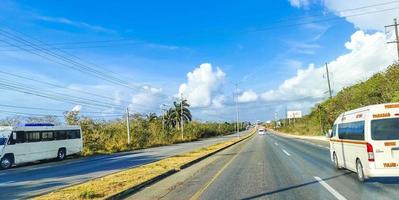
<box><xmin>1</xmin><ymin>156</ymin><xmax>13</xmax><ymax>169</ymax></box>
<box><xmin>333</xmin><ymin>153</ymin><xmax>340</xmax><ymax>170</ymax></box>
<box><xmin>356</xmin><ymin>159</ymin><xmax>365</xmax><ymax>182</ymax></box>
<box><xmin>57</xmin><ymin>148</ymin><xmax>66</xmax><ymax>161</ymax></box>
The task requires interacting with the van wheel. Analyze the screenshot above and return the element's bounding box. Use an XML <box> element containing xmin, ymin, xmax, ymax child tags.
<box><xmin>1</xmin><ymin>155</ymin><xmax>13</xmax><ymax>169</ymax></box>
<box><xmin>356</xmin><ymin>160</ymin><xmax>365</xmax><ymax>182</ymax></box>
<box><xmin>57</xmin><ymin>148</ymin><xmax>66</xmax><ymax>161</ymax></box>
<box><xmin>333</xmin><ymin>153</ymin><xmax>340</xmax><ymax>170</ymax></box>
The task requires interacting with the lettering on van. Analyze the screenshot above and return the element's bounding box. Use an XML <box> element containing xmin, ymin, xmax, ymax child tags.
<box><xmin>373</xmin><ymin>113</ymin><xmax>391</xmax><ymax>118</ymax></box>
<box><xmin>385</xmin><ymin>104</ymin><xmax>399</xmax><ymax>109</ymax></box>
<box><xmin>383</xmin><ymin>163</ymin><xmax>398</xmax><ymax>168</ymax></box>
<box><xmin>356</xmin><ymin>114</ymin><xmax>363</xmax><ymax>119</ymax></box>
<box><xmin>384</xmin><ymin>142</ymin><xmax>396</xmax><ymax>146</ymax></box>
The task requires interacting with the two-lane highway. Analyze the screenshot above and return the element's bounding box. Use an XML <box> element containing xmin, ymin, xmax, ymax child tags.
<box><xmin>0</xmin><ymin>131</ymin><xmax>247</xmax><ymax>199</ymax></box>
<box><xmin>130</xmin><ymin>131</ymin><xmax>399</xmax><ymax>200</ymax></box>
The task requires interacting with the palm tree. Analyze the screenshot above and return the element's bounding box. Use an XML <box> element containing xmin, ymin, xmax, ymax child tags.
<box><xmin>164</xmin><ymin>99</ymin><xmax>192</xmax><ymax>129</ymax></box>
<box><xmin>172</xmin><ymin>99</ymin><xmax>192</xmax><ymax>129</ymax></box>
<box><xmin>164</xmin><ymin>108</ymin><xmax>177</xmax><ymax>129</ymax></box>
<box><xmin>146</xmin><ymin>112</ymin><xmax>158</xmax><ymax>122</ymax></box>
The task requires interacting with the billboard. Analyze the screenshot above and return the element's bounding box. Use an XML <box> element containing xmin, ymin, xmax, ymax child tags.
<box><xmin>287</xmin><ymin>111</ymin><xmax>302</xmax><ymax>119</ymax></box>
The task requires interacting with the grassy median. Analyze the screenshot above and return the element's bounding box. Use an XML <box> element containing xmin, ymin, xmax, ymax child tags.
<box><xmin>34</xmin><ymin>130</ymin><xmax>254</xmax><ymax>200</ymax></box>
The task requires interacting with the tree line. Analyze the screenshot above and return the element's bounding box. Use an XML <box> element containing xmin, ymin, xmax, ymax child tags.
<box><xmin>277</xmin><ymin>62</ymin><xmax>399</xmax><ymax>135</ymax></box>
<box><xmin>0</xmin><ymin>99</ymin><xmax>248</xmax><ymax>155</ymax></box>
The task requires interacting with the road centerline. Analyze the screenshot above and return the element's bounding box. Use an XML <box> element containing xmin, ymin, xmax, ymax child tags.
<box><xmin>314</xmin><ymin>176</ymin><xmax>347</xmax><ymax>200</ymax></box>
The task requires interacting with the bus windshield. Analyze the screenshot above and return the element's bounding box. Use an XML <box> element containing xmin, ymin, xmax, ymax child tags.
<box><xmin>371</xmin><ymin>118</ymin><xmax>399</xmax><ymax>140</ymax></box>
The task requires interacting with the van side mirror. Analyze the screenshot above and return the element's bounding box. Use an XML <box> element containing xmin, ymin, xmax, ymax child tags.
<box><xmin>12</xmin><ymin>132</ymin><xmax>16</xmax><ymax>140</ymax></box>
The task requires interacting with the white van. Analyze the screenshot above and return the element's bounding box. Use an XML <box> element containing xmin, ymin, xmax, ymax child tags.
<box><xmin>0</xmin><ymin>124</ymin><xmax>83</xmax><ymax>169</ymax></box>
<box><xmin>329</xmin><ymin>103</ymin><xmax>399</xmax><ymax>182</ymax></box>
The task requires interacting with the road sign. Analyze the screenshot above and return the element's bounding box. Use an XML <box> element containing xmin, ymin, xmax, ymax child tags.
<box><xmin>287</xmin><ymin>111</ymin><xmax>302</xmax><ymax>119</ymax></box>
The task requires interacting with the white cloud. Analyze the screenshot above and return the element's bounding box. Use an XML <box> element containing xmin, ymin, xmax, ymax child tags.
<box><xmin>238</xmin><ymin>90</ymin><xmax>258</xmax><ymax>103</ymax></box>
<box><xmin>178</xmin><ymin>63</ymin><xmax>226</xmax><ymax>108</ymax></box>
<box><xmin>323</xmin><ymin>0</ymin><xmax>399</xmax><ymax>31</ymax></box>
<box><xmin>261</xmin><ymin>31</ymin><xmax>396</xmax><ymax>102</ymax></box>
<box><xmin>289</xmin><ymin>0</ymin><xmax>310</xmax><ymax>8</ymax></box>
<box><xmin>131</xmin><ymin>86</ymin><xmax>163</xmax><ymax>109</ymax></box>
<box><xmin>36</xmin><ymin>15</ymin><xmax>115</xmax><ymax>33</ymax></box>
<box><xmin>71</xmin><ymin>105</ymin><xmax>82</xmax><ymax>112</ymax></box>
<box><xmin>212</xmin><ymin>95</ymin><xmax>226</xmax><ymax>108</ymax></box>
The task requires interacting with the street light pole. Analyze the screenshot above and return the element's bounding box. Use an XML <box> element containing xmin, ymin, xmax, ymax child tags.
<box><xmin>235</xmin><ymin>83</ymin><xmax>240</xmax><ymax>137</ymax></box>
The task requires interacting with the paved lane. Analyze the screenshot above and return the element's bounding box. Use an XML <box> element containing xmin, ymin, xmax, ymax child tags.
<box><xmin>0</xmin><ymin>131</ymin><xmax>247</xmax><ymax>199</ymax></box>
<box><xmin>198</xmin><ymin>133</ymin><xmax>337</xmax><ymax>200</ymax></box>
<box><xmin>131</xmin><ymin>131</ymin><xmax>399</xmax><ymax>200</ymax></box>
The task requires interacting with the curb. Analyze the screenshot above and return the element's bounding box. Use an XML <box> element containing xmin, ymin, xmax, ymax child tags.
<box><xmin>105</xmin><ymin>131</ymin><xmax>255</xmax><ymax>200</ymax></box>
<box><xmin>270</xmin><ymin>130</ymin><xmax>328</xmax><ymax>142</ymax></box>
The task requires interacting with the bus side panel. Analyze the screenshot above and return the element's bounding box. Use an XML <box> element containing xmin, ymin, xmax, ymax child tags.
<box><xmin>4</xmin><ymin>144</ymin><xmax>31</xmax><ymax>164</ymax></box>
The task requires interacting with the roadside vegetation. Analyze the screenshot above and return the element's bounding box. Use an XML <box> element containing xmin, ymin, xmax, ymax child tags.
<box><xmin>35</xmin><ymin>130</ymin><xmax>255</xmax><ymax>200</ymax></box>
<box><xmin>0</xmin><ymin>99</ymin><xmax>247</xmax><ymax>155</ymax></box>
<box><xmin>277</xmin><ymin>62</ymin><xmax>399</xmax><ymax>136</ymax></box>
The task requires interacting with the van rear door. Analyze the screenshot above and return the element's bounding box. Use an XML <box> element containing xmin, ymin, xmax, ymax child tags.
<box><xmin>371</xmin><ymin>117</ymin><xmax>399</xmax><ymax>169</ymax></box>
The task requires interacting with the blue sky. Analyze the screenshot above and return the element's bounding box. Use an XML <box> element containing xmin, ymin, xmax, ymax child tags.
<box><xmin>0</xmin><ymin>0</ymin><xmax>397</xmax><ymax>122</ymax></box>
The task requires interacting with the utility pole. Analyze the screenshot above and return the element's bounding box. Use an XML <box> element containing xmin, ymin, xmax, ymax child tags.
<box><xmin>180</xmin><ymin>94</ymin><xmax>184</xmax><ymax>140</ymax></box>
<box><xmin>234</xmin><ymin>83</ymin><xmax>240</xmax><ymax>137</ymax></box>
<box><xmin>126</xmin><ymin>107</ymin><xmax>131</xmax><ymax>145</ymax></box>
<box><xmin>274</xmin><ymin>112</ymin><xmax>277</xmax><ymax>129</ymax></box>
<box><xmin>385</xmin><ymin>18</ymin><xmax>399</xmax><ymax>61</ymax></box>
<box><xmin>318</xmin><ymin>104</ymin><xmax>323</xmax><ymax>135</ymax></box>
<box><xmin>325</xmin><ymin>63</ymin><xmax>333</xmax><ymax>99</ymax></box>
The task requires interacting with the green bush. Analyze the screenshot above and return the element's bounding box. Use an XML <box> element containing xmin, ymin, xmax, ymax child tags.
<box><xmin>278</xmin><ymin>63</ymin><xmax>399</xmax><ymax>136</ymax></box>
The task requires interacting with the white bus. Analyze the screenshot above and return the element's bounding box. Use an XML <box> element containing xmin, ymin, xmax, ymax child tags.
<box><xmin>0</xmin><ymin>123</ymin><xmax>83</xmax><ymax>169</ymax></box>
<box><xmin>329</xmin><ymin>103</ymin><xmax>399</xmax><ymax>182</ymax></box>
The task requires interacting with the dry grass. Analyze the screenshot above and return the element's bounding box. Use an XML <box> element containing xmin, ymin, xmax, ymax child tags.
<box><xmin>34</xmin><ymin>130</ymin><xmax>254</xmax><ymax>200</ymax></box>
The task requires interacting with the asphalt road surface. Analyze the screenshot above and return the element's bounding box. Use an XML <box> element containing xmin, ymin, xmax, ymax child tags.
<box><xmin>0</xmin><ymin>131</ymin><xmax>247</xmax><ymax>199</ymax></box>
<box><xmin>130</xmin><ymin>131</ymin><xmax>399</xmax><ymax>200</ymax></box>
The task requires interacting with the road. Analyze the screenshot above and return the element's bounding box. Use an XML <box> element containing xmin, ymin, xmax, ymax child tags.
<box><xmin>129</xmin><ymin>131</ymin><xmax>399</xmax><ymax>200</ymax></box>
<box><xmin>0</xmin><ymin>131</ymin><xmax>247</xmax><ymax>199</ymax></box>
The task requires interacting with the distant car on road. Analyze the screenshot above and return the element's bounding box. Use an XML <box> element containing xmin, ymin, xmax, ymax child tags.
<box><xmin>328</xmin><ymin>103</ymin><xmax>399</xmax><ymax>182</ymax></box>
<box><xmin>0</xmin><ymin>123</ymin><xmax>83</xmax><ymax>169</ymax></box>
<box><xmin>258</xmin><ymin>128</ymin><xmax>266</xmax><ymax>135</ymax></box>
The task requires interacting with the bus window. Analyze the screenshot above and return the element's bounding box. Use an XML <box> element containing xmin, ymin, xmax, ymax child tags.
<box><xmin>41</xmin><ymin>131</ymin><xmax>54</xmax><ymax>141</ymax></box>
<box><xmin>7</xmin><ymin>132</ymin><xmax>16</xmax><ymax>145</ymax></box>
<box><xmin>27</xmin><ymin>132</ymin><xmax>40</xmax><ymax>142</ymax></box>
<box><xmin>371</xmin><ymin>118</ymin><xmax>399</xmax><ymax>140</ymax></box>
<box><xmin>16</xmin><ymin>131</ymin><xmax>26</xmax><ymax>143</ymax></box>
<box><xmin>67</xmin><ymin>130</ymin><xmax>80</xmax><ymax>139</ymax></box>
<box><xmin>55</xmin><ymin>131</ymin><xmax>67</xmax><ymax>140</ymax></box>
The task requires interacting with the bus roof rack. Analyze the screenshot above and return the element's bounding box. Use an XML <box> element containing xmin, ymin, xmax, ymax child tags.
<box><xmin>20</xmin><ymin>123</ymin><xmax>55</xmax><ymax>127</ymax></box>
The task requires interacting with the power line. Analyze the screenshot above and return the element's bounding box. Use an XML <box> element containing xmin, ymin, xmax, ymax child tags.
<box><xmin>0</xmin><ymin>28</ymin><xmax>140</xmax><ymax>90</ymax></box>
<box><xmin>0</xmin><ymin>69</ymin><xmax>161</xmax><ymax>111</ymax></box>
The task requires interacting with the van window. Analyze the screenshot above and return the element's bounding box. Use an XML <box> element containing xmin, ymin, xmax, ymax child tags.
<box><xmin>338</xmin><ymin>121</ymin><xmax>365</xmax><ymax>140</ymax></box>
<box><xmin>332</xmin><ymin>125</ymin><xmax>337</xmax><ymax>137</ymax></box>
<box><xmin>371</xmin><ymin>118</ymin><xmax>399</xmax><ymax>140</ymax></box>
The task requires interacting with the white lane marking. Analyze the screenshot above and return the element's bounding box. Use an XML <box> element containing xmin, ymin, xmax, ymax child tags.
<box><xmin>314</xmin><ymin>176</ymin><xmax>347</xmax><ymax>200</ymax></box>
<box><xmin>282</xmin><ymin>149</ymin><xmax>291</xmax><ymax>156</ymax></box>
<box><xmin>274</xmin><ymin>142</ymin><xmax>278</xmax><ymax>146</ymax></box>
